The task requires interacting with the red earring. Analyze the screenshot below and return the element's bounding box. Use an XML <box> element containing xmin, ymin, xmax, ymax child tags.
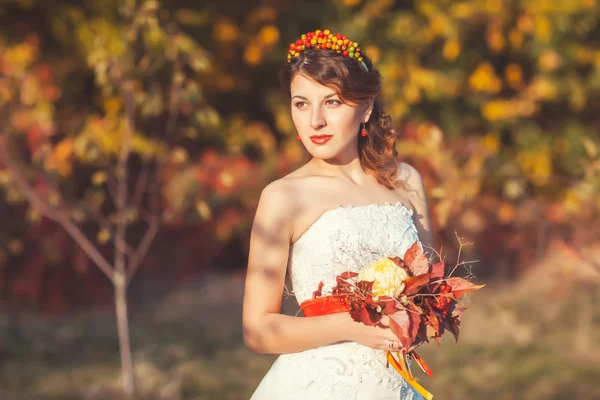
<box><xmin>360</xmin><ymin>123</ymin><xmax>368</xmax><ymax>137</ymax></box>
<box><xmin>296</xmin><ymin>135</ymin><xmax>301</xmax><ymax>141</ymax></box>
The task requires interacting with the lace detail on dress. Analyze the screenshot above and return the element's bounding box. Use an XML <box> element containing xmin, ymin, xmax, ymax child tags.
<box><xmin>250</xmin><ymin>202</ymin><xmax>424</xmax><ymax>400</ymax></box>
<box><xmin>289</xmin><ymin>201</ymin><xmax>420</xmax><ymax>305</ymax></box>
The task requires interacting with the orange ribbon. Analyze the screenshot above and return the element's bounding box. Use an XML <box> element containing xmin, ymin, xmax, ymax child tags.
<box><xmin>301</xmin><ymin>296</ymin><xmax>434</xmax><ymax>399</ymax></box>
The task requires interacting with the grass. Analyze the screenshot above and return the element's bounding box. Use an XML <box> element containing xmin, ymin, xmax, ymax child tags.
<box><xmin>1</xmin><ymin>252</ymin><xmax>599</xmax><ymax>399</ymax></box>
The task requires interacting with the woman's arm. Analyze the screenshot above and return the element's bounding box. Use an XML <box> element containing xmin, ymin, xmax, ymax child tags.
<box><xmin>397</xmin><ymin>162</ymin><xmax>435</xmax><ymax>255</ymax></box>
<box><xmin>242</xmin><ymin>181</ymin><xmax>354</xmax><ymax>354</ymax></box>
<box><xmin>242</xmin><ymin>180</ymin><xmax>402</xmax><ymax>354</ymax></box>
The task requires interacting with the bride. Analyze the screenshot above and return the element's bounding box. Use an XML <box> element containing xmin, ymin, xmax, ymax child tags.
<box><xmin>242</xmin><ymin>29</ymin><xmax>434</xmax><ymax>400</ymax></box>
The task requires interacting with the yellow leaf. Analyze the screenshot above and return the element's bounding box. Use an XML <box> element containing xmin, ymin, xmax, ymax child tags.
<box><xmin>505</xmin><ymin>63</ymin><xmax>523</xmax><ymax>89</ymax></box>
<box><xmin>582</xmin><ymin>137</ymin><xmax>598</xmax><ymax>159</ymax></box>
<box><xmin>92</xmin><ymin>171</ymin><xmax>108</xmax><ymax>185</ymax></box>
<box><xmin>45</xmin><ymin>138</ymin><xmax>75</xmax><ymax>177</ymax></box>
<box><xmin>195</xmin><ymin>200</ymin><xmax>212</xmax><ymax>220</ymax></box>
<box><xmin>442</xmin><ymin>39</ymin><xmax>461</xmax><ymax>61</ymax></box>
<box><xmin>213</xmin><ymin>18</ymin><xmax>239</xmax><ymax>42</ymax></box>
<box><xmin>469</xmin><ymin>62</ymin><xmax>502</xmax><ymax>94</ymax></box>
<box><xmin>97</xmin><ymin>228</ymin><xmax>112</xmax><ymax>244</ymax></box>
<box><xmin>539</xmin><ymin>50</ymin><xmax>562</xmax><ymax>72</ymax></box>
<box><xmin>258</xmin><ymin>25</ymin><xmax>280</xmax><ymax>46</ymax></box>
<box><xmin>104</xmin><ymin>97</ymin><xmax>122</xmax><ymax>115</ymax></box>
<box><xmin>244</xmin><ymin>43</ymin><xmax>263</xmax><ymax>66</ymax></box>
<box><xmin>482</xmin><ymin>132</ymin><xmax>500</xmax><ymax>154</ymax></box>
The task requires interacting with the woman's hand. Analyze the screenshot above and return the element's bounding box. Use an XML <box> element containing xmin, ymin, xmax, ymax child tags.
<box><xmin>342</xmin><ymin>314</ymin><xmax>404</xmax><ymax>352</ymax></box>
<box><xmin>342</xmin><ymin>313</ymin><xmax>425</xmax><ymax>353</ymax></box>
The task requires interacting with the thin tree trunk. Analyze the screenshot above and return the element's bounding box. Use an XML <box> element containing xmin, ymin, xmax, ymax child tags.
<box><xmin>115</xmin><ymin>272</ymin><xmax>136</xmax><ymax>398</ymax></box>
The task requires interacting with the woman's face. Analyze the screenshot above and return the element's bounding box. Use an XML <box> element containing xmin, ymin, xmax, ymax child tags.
<box><xmin>290</xmin><ymin>73</ymin><xmax>372</xmax><ymax>161</ymax></box>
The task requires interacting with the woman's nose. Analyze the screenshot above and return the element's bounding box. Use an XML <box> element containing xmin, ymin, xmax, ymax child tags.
<box><xmin>310</xmin><ymin>108</ymin><xmax>326</xmax><ymax>130</ymax></box>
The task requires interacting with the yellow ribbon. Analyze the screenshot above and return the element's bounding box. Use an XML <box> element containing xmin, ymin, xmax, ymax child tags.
<box><xmin>386</xmin><ymin>351</ymin><xmax>434</xmax><ymax>400</ymax></box>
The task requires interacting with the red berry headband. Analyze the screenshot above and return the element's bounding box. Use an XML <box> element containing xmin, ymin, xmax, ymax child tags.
<box><xmin>287</xmin><ymin>29</ymin><xmax>368</xmax><ymax>72</ymax></box>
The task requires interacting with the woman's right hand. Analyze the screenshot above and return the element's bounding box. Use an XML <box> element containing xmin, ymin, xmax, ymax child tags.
<box><xmin>342</xmin><ymin>314</ymin><xmax>404</xmax><ymax>352</ymax></box>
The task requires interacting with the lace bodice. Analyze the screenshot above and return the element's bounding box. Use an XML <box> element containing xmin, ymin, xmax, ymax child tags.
<box><xmin>288</xmin><ymin>201</ymin><xmax>421</xmax><ymax>305</ymax></box>
<box><xmin>250</xmin><ymin>202</ymin><xmax>424</xmax><ymax>400</ymax></box>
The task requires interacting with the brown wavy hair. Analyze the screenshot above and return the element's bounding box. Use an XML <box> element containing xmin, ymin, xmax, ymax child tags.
<box><xmin>279</xmin><ymin>47</ymin><xmax>402</xmax><ymax>190</ymax></box>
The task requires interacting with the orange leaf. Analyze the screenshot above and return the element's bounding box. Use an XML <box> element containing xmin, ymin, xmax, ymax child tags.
<box><xmin>403</xmin><ymin>273</ymin><xmax>431</xmax><ymax>295</ymax></box>
<box><xmin>430</xmin><ymin>261</ymin><xmax>444</xmax><ymax>280</ymax></box>
<box><xmin>389</xmin><ymin>308</ymin><xmax>420</xmax><ymax>349</ymax></box>
<box><xmin>446</xmin><ymin>277</ymin><xmax>485</xmax><ymax>299</ymax></box>
<box><xmin>403</xmin><ymin>241</ymin><xmax>429</xmax><ymax>275</ymax></box>
<box><xmin>411</xmin><ymin>351</ymin><xmax>433</xmax><ymax>378</ymax></box>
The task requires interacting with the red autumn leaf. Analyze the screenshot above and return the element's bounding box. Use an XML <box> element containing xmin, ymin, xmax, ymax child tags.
<box><xmin>425</xmin><ymin>310</ymin><xmax>440</xmax><ymax>337</ymax></box>
<box><xmin>411</xmin><ymin>351</ymin><xmax>433</xmax><ymax>378</ymax></box>
<box><xmin>403</xmin><ymin>241</ymin><xmax>430</xmax><ymax>276</ymax></box>
<box><xmin>445</xmin><ymin>277</ymin><xmax>486</xmax><ymax>299</ymax></box>
<box><xmin>356</xmin><ymin>280</ymin><xmax>374</xmax><ymax>297</ymax></box>
<box><xmin>388</xmin><ymin>256</ymin><xmax>403</xmax><ymax>267</ymax></box>
<box><xmin>430</xmin><ymin>261</ymin><xmax>445</xmax><ymax>280</ymax></box>
<box><xmin>403</xmin><ymin>273</ymin><xmax>431</xmax><ymax>295</ymax></box>
<box><xmin>389</xmin><ymin>308</ymin><xmax>421</xmax><ymax>350</ymax></box>
<box><xmin>384</xmin><ymin>299</ymin><xmax>400</xmax><ymax>315</ymax></box>
<box><xmin>336</xmin><ymin>271</ymin><xmax>358</xmax><ymax>285</ymax></box>
<box><xmin>312</xmin><ymin>281</ymin><xmax>324</xmax><ymax>299</ymax></box>
<box><xmin>453</xmin><ymin>307</ymin><xmax>468</xmax><ymax>316</ymax></box>
<box><xmin>445</xmin><ymin>315</ymin><xmax>461</xmax><ymax>343</ymax></box>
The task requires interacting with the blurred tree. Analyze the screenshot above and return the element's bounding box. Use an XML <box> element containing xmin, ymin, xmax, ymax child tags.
<box><xmin>0</xmin><ymin>0</ymin><xmax>220</xmax><ymax>397</ymax></box>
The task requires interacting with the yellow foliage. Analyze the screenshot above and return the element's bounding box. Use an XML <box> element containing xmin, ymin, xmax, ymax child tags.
<box><xmin>581</xmin><ymin>0</ymin><xmax>597</xmax><ymax>9</ymax></box>
<box><xmin>195</xmin><ymin>200</ymin><xmax>212</xmax><ymax>220</ymax></box>
<box><xmin>508</xmin><ymin>29</ymin><xmax>524</xmax><ymax>49</ymax></box>
<box><xmin>244</xmin><ymin>43</ymin><xmax>263</xmax><ymax>66</ymax></box>
<box><xmin>450</xmin><ymin>3</ymin><xmax>475</xmax><ymax>19</ymax></box>
<box><xmin>364</xmin><ymin>45</ymin><xmax>381</xmax><ymax>63</ymax></box>
<box><xmin>403</xmin><ymin>84</ymin><xmax>421</xmax><ymax>104</ymax></box>
<box><xmin>516</xmin><ymin>147</ymin><xmax>553</xmax><ymax>186</ymax></box>
<box><xmin>103</xmin><ymin>97</ymin><xmax>123</xmax><ymax>115</ymax></box>
<box><xmin>258</xmin><ymin>25</ymin><xmax>280</xmax><ymax>46</ymax></box>
<box><xmin>97</xmin><ymin>228</ymin><xmax>112</xmax><ymax>245</ymax></box>
<box><xmin>486</xmin><ymin>24</ymin><xmax>505</xmax><ymax>53</ymax></box>
<box><xmin>482</xmin><ymin>132</ymin><xmax>500</xmax><ymax>154</ymax></box>
<box><xmin>20</xmin><ymin>75</ymin><xmax>40</xmax><ymax>106</ymax></box>
<box><xmin>213</xmin><ymin>18</ymin><xmax>239</xmax><ymax>42</ymax></box>
<box><xmin>74</xmin><ymin>115</ymin><xmax>162</xmax><ymax>162</ymax></box>
<box><xmin>505</xmin><ymin>63</ymin><xmax>523</xmax><ymax>89</ymax></box>
<box><xmin>534</xmin><ymin>16</ymin><xmax>552</xmax><ymax>43</ymax></box>
<box><xmin>539</xmin><ymin>50</ymin><xmax>562</xmax><ymax>72</ymax></box>
<box><xmin>469</xmin><ymin>62</ymin><xmax>502</xmax><ymax>94</ymax></box>
<box><xmin>442</xmin><ymin>39</ymin><xmax>461</xmax><ymax>61</ymax></box>
<box><xmin>525</xmin><ymin>77</ymin><xmax>558</xmax><ymax>101</ymax></box>
<box><xmin>45</xmin><ymin>138</ymin><xmax>75</xmax><ymax>177</ymax></box>
<box><xmin>481</xmin><ymin>100</ymin><xmax>516</xmax><ymax>121</ymax></box>
<box><xmin>517</xmin><ymin>14</ymin><xmax>534</xmax><ymax>34</ymax></box>
<box><xmin>92</xmin><ymin>171</ymin><xmax>108</xmax><ymax>186</ymax></box>
<box><xmin>2</xmin><ymin>40</ymin><xmax>38</xmax><ymax>77</ymax></box>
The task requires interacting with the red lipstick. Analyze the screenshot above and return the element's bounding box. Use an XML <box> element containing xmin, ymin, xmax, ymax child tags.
<box><xmin>309</xmin><ymin>135</ymin><xmax>333</xmax><ymax>144</ymax></box>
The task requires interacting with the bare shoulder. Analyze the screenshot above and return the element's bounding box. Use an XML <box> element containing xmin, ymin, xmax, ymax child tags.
<box><xmin>396</xmin><ymin>161</ymin><xmax>425</xmax><ymax>193</ymax></box>
<box><xmin>254</xmin><ymin>178</ymin><xmax>298</xmax><ymax>229</ymax></box>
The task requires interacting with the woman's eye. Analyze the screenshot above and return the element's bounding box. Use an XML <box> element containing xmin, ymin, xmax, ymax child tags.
<box><xmin>326</xmin><ymin>99</ymin><xmax>341</xmax><ymax>106</ymax></box>
<box><xmin>294</xmin><ymin>101</ymin><xmax>307</xmax><ymax>109</ymax></box>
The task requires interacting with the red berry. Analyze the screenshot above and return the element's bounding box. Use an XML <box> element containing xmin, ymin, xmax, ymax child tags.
<box><xmin>342</xmin><ymin>35</ymin><xmax>347</xmax><ymax>40</ymax></box>
<box><xmin>306</xmin><ymin>43</ymin><xmax>312</xmax><ymax>49</ymax></box>
<box><xmin>296</xmin><ymin>40</ymin><xmax>303</xmax><ymax>46</ymax></box>
<box><xmin>289</xmin><ymin>43</ymin><xmax>295</xmax><ymax>49</ymax></box>
<box><xmin>342</xmin><ymin>50</ymin><xmax>349</xmax><ymax>56</ymax></box>
<box><xmin>336</xmin><ymin>33</ymin><xmax>342</xmax><ymax>40</ymax></box>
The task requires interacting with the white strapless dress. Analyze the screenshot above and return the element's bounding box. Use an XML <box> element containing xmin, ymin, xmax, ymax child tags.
<box><xmin>250</xmin><ymin>202</ymin><xmax>426</xmax><ymax>400</ymax></box>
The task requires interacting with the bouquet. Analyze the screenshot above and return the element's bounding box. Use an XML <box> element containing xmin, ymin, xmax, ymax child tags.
<box><xmin>301</xmin><ymin>240</ymin><xmax>484</xmax><ymax>399</ymax></box>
